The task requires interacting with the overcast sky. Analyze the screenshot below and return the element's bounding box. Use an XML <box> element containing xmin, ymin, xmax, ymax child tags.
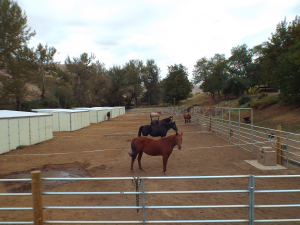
<box><xmin>17</xmin><ymin>0</ymin><xmax>299</xmax><ymax>80</ymax></box>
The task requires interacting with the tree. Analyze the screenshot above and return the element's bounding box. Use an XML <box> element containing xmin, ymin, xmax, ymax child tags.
<box><xmin>1</xmin><ymin>46</ymin><xmax>36</xmax><ymax>110</ymax></box>
<box><xmin>0</xmin><ymin>0</ymin><xmax>36</xmax><ymax>110</ymax></box>
<box><xmin>124</xmin><ymin>59</ymin><xmax>144</xmax><ymax>107</ymax></box>
<box><xmin>162</xmin><ymin>64</ymin><xmax>191</xmax><ymax>104</ymax></box>
<box><xmin>273</xmin><ymin>39</ymin><xmax>300</xmax><ymax>103</ymax></box>
<box><xmin>228</xmin><ymin>44</ymin><xmax>261</xmax><ymax>91</ymax></box>
<box><xmin>261</xmin><ymin>16</ymin><xmax>300</xmax><ymax>102</ymax></box>
<box><xmin>65</xmin><ymin>53</ymin><xmax>96</xmax><ymax>106</ymax></box>
<box><xmin>33</xmin><ymin>43</ymin><xmax>58</xmax><ymax>100</ymax></box>
<box><xmin>142</xmin><ymin>59</ymin><xmax>161</xmax><ymax>106</ymax></box>
<box><xmin>193</xmin><ymin>54</ymin><xmax>228</xmax><ymax>100</ymax></box>
<box><xmin>107</xmin><ymin>65</ymin><xmax>127</xmax><ymax>106</ymax></box>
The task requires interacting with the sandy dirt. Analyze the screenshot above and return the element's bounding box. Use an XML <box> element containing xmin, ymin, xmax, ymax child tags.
<box><xmin>0</xmin><ymin>112</ymin><xmax>300</xmax><ymax>224</ymax></box>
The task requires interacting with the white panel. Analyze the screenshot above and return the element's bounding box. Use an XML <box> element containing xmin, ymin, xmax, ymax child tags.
<box><xmin>0</xmin><ymin>120</ymin><xmax>9</xmax><ymax>154</ymax></box>
<box><xmin>71</xmin><ymin>113</ymin><xmax>76</xmax><ymax>131</ymax></box>
<box><xmin>52</xmin><ymin>112</ymin><xmax>59</xmax><ymax>132</ymax></box>
<box><xmin>59</xmin><ymin>113</ymin><xmax>71</xmax><ymax>131</ymax></box>
<box><xmin>30</xmin><ymin>117</ymin><xmax>39</xmax><ymax>145</ymax></box>
<box><xmin>8</xmin><ymin>118</ymin><xmax>19</xmax><ymax>150</ymax></box>
<box><xmin>85</xmin><ymin>112</ymin><xmax>90</xmax><ymax>126</ymax></box>
<box><xmin>39</xmin><ymin>117</ymin><xmax>46</xmax><ymax>142</ymax></box>
<box><xmin>19</xmin><ymin>118</ymin><xmax>30</xmax><ymax>146</ymax></box>
<box><xmin>45</xmin><ymin>116</ymin><xmax>53</xmax><ymax>140</ymax></box>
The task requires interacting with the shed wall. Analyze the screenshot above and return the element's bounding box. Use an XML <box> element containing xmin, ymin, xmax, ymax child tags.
<box><xmin>0</xmin><ymin>120</ymin><xmax>9</xmax><ymax>154</ymax></box>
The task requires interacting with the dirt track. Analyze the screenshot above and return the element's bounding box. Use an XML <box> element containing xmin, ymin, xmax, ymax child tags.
<box><xmin>0</xmin><ymin>112</ymin><xmax>300</xmax><ymax>224</ymax></box>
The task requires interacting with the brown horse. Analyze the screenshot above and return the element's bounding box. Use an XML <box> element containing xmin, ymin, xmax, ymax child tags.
<box><xmin>150</xmin><ymin>112</ymin><xmax>161</xmax><ymax>121</ymax></box>
<box><xmin>184</xmin><ymin>112</ymin><xmax>191</xmax><ymax>124</ymax></box>
<box><xmin>128</xmin><ymin>132</ymin><xmax>183</xmax><ymax>174</ymax></box>
<box><xmin>107</xmin><ymin>111</ymin><xmax>111</xmax><ymax>120</ymax></box>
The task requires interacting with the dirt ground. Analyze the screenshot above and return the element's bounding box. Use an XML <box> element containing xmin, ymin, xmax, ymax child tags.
<box><xmin>0</xmin><ymin>112</ymin><xmax>300</xmax><ymax>224</ymax></box>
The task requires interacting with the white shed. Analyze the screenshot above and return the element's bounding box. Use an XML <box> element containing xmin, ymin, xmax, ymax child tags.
<box><xmin>93</xmin><ymin>107</ymin><xmax>119</xmax><ymax>118</ymax></box>
<box><xmin>72</xmin><ymin>107</ymin><xmax>108</xmax><ymax>123</ymax></box>
<box><xmin>114</xmin><ymin>106</ymin><xmax>125</xmax><ymax>116</ymax></box>
<box><xmin>0</xmin><ymin>110</ymin><xmax>53</xmax><ymax>154</ymax></box>
<box><xmin>31</xmin><ymin>109</ymin><xmax>90</xmax><ymax>132</ymax></box>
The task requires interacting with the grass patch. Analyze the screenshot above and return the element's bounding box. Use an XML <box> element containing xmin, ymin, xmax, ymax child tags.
<box><xmin>16</xmin><ymin>145</ymin><xmax>25</xmax><ymax>149</ymax></box>
<box><xmin>250</xmin><ymin>96</ymin><xmax>280</xmax><ymax>110</ymax></box>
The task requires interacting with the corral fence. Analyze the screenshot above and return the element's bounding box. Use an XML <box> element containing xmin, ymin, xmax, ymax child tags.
<box><xmin>167</xmin><ymin>105</ymin><xmax>300</xmax><ymax>168</ymax></box>
<box><xmin>1</xmin><ymin>171</ymin><xmax>300</xmax><ymax>224</ymax></box>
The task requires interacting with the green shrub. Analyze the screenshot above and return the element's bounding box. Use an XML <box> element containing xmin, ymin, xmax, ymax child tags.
<box><xmin>238</xmin><ymin>96</ymin><xmax>252</xmax><ymax>105</ymax></box>
<box><xmin>258</xmin><ymin>92</ymin><xmax>268</xmax><ymax>99</ymax></box>
<box><xmin>251</xmin><ymin>96</ymin><xmax>279</xmax><ymax>109</ymax></box>
<box><xmin>16</xmin><ymin>145</ymin><xmax>25</xmax><ymax>149</ymax></box>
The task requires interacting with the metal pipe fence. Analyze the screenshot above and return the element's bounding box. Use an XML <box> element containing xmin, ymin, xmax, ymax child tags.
<box><xmin>184</xmin><ymin>106</ymin><xmax>300</xmax><ymax>168</ymax></box>
<box><xmin>0</xmin><ymin>174</ymin><xmax>300</xmax><ymax>224</ymax></box>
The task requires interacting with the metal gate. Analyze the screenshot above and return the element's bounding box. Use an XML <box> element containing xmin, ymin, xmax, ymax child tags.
<box><xmin>1</xmin><ymin>172</ymin><xmax>300</xmax><ymax>224</ymax></box>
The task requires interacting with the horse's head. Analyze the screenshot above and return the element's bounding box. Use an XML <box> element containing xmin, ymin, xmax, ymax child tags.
<box><xmin>175</xmin><ymin>132</ymin><xmax>183</xmax><ymax>150</ymax></box>
<box><xmin>171</xmin><ymin>122</ymin><xmax>178</xmax><ymax>132</ymax></box>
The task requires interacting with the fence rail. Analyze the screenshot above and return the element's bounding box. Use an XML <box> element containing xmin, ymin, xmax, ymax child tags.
<box><xmin>1</xmin><ymin>173</ymin><xmax>300</xmax><ymax>224</ymax></box>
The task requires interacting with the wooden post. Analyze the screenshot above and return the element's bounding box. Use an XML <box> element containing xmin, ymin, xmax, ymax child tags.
<box><xmin>31</xmin><ymin>171</ymin><xmax>43</xmax><ymax>225</ymax></box>
<box><xmin>277</xmin><ymin>125</ymin><xmax>282</xmax><ymax>164</ymax></box>
<box><xmin>209</xmin><ymin>93</ymin><xmax>212</xmax><ymax>131</ymax></box>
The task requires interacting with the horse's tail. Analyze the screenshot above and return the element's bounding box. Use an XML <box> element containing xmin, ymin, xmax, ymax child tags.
<box><xmin>128</xmin><ymin>139</ymin><xmax>138</xmax><ymax>158</ymax></box>
<box><xmin>138</xmin><ymin>126</ymin><xmax>144</xmax><ymax>137</ymax></box>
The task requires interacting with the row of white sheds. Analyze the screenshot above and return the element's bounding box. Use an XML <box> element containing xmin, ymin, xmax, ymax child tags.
<box><xmin>0</xmin><ymin>107</ymin><xmax>125</xmax><ymax>154</ymax></box>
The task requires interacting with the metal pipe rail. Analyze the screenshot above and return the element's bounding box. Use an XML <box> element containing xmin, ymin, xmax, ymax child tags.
<box><xmin>1</xmin><ymin>174</ymin><xmax>300</xmax><ymax>224</ymax></box>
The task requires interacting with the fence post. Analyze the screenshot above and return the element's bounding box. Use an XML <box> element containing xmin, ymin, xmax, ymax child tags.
<box><xmin>142</xmin><ymin>179</ymin><xmax>146</xmax><ymax>225</ymax></box>
<box><xmin>229</xmin><ymin>109</ymin><xmax>231</xmax><ymax>142</ymax></box>
<box><xmin>31</xmin><ymin>171</ymin><xmax>43</xmax><ymax>225</ymax></box>
<box><xmin>277</xmin><ymin>125</ymin><xmax>282</xmax><ymax>164</ymax></box>
<box><xmin>251</xmin><ymin>109</ymin><xmax>253</xmax><ymax>153</ymax></box>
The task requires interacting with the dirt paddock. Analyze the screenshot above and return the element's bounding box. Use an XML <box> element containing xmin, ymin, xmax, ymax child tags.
<box><xmin>0</xmin><ymin>112</ymin><xmax>300</xmax><ymax>224</ymax></box>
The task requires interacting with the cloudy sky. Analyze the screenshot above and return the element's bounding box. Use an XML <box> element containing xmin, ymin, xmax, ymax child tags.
<box><xmin>17</xmin><ymin>0</ymin><xmax>299</xmax><ymax>80</ymax></box>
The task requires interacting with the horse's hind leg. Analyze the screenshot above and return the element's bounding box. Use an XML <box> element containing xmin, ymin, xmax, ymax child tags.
<box><xmin>162</xmin><ymin>154</ymin><xmax>170</xmax><ymax>175</ymax></box>
<box><xmin>137</xmin><ymin>152</ymin><xmax>144</xmax><ymax>171</ymax></box>
<box><xmin>130</xmin><ymin>155</ymin><xmax>137</xmax><ymax>172</ymax></box>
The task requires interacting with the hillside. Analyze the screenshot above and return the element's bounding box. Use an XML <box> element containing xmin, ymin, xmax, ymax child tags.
<box><xmin>179</xmin><ymin>92</ymin><xmax>300</xmax><ymax>134</ymax></box>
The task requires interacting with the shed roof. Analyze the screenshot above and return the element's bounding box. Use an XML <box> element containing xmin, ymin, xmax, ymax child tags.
<box><xmin>32</xmin><ymin>109</ymin><xmax>89</xmax><ymax>113</ymax></box>
<box><xmin>0</xmin><ymin>110</ymin><xmax>52</xmax><ymax>119</ymax></box>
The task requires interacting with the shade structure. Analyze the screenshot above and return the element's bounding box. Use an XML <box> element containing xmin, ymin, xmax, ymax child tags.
<box><xmin>92</xmin><ymin>107</ymin><xmax>119</xmax><ymax>118</ymax></box>
<box><xmin>0</xmin><ymin>110</ymin><xmax>53</xmax><ymax>154</ymax></box>
<box><xmin>31</xmin><ymin>109</ymin><xmax>90</xmax><ymax>132</ymax></box>
<box><xmin>72</xmin><ymin>107</ymin><xmax>109</xmax><ymax>123</ymax></box>
<box><xmin>114</xmin><ymin>106</ymin><xmax>125</xmax><ymax>116</ymax></box>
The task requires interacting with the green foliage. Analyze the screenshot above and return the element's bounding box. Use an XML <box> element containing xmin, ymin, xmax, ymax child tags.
<box><xmin>258</xmin><ymin>92</ymin><xmax>268</xmax><ymax>99</ymax></box>
<box><xmin>106</xmin><ymin>65</ymin><xmax>126</xmax><ymax>106</ymax></box>
<box><xmin>250</xmin><ymin>95</ymin><xmax>279</xmax><ymax>109</ymax></box>
<box><xmin>238</xmin><ymin>95</ymin><xmax>252</xmax><ymax>105</ymax></box>
<box><xmin>142</xmin><ymin>59</ymin><xmax>161</xmax><ymax>106</ymax></box>
<box><xmin>162</xmin><ymin>64</ymin><xmax>192</xmax><ymax>104</ymax></box>
<box><xmin>261</xmin><ymin>16</ymin><xmax>300</xmax><ymax>97</ymax></box>
<box><xmin>16</xmin><ymin>145</ymin><xmax>25</xmax><ymax>149</ymax></box>
<box><xmin>22</xmin><ymin>97</ymin><xmax>61</xmax><ymax>111</ymax></box>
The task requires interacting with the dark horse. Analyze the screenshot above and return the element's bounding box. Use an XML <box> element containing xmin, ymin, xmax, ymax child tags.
<box><xmin>138</xmin><ymin>122</ymin><xmax>178</xmax><ymax>138</ymax></box>
<box><xmin>184</xmin><ymin>112</ymin><xmax>191</xmax><ymax>124</ymax></box>
<box><xmin>107</xmin><ymin>111</ymin><xmax>111</xmax><ymax>120</ymax></box>
<box><xmin>129</xmin><ymin>132</ymin><xmax>183</xmax><ymax>174</ymax></box>
<box><xmin>150</xmin><ymin>116</ymin><xmax>173</xmax><ymax>126</ymax></box>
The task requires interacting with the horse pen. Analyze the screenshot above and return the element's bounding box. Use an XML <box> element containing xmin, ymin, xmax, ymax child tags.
<box><xmin>0</xmin><ymin>108</ymin><xmax>300</xmax><ymax>224</ymax></box>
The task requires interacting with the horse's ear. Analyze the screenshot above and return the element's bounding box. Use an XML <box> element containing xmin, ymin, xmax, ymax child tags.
<box><xmin>176</xmin><ymin>132</ymin><xmax>178</xmax><ymax>135</ymax></box>
<box><xmin>181</xmin><ymin>132</ymin><xmax>183</xmax><ymax>136</ymax></box>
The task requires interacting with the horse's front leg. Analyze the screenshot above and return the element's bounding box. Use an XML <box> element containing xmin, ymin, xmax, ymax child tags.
<box><xmin>130</xmin><ymin>155</ymin><xmax>137</xmax><ymax>172</ymax></box>
<box><xmin>162</xmin><ymin>154</ymin><xmax>170</xmax><ymax>175</ymax></box>
<box><xmin>137</xmin><ymin>152</ymin><xmax>144</xmax><ymax>171</ymax></box>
